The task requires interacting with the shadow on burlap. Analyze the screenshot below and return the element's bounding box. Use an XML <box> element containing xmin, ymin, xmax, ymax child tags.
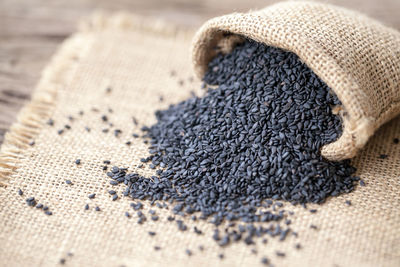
<box><xmin>0</xmin><ymin>11</ymin><xmax>399</xmax><ymax>267</ymax></box>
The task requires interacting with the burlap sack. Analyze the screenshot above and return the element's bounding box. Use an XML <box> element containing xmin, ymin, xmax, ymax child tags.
<box><xmin>0</xmin><ymin>9</ymin><xmax>399</xmax><ymax>267</ymax></box>
<box><xmin>192</xmin><ymin>1</ymin><xmax>400</xmax><ymax>161</ymax></box>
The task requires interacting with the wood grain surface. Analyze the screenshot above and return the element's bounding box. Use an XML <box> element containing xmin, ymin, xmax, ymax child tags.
<box><xmin>1</xmin><ymin>0</ymin><xmax>399</xmax><ymax>144</ymax></box>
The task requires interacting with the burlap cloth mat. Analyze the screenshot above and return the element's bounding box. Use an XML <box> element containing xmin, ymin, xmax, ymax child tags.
<box><xmin>0</xmin><ymin>11</ymin><xmax>399</xmax><ymax>267</ymax></box>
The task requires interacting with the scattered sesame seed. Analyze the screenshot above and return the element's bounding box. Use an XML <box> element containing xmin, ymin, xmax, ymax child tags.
<box><xmin>261</xmin><ymin>257</ymin><xmax>269</xmax><ymax>265</ymax></box>
<box><xmin>276</xmin><ymin>251</ymin><xmax>285</xmax><ymax>257</ymax></box>
<box><xmin>185</xmin><ymin>249</ymin><xmax>192</xmax><ymax>256</ymax></box>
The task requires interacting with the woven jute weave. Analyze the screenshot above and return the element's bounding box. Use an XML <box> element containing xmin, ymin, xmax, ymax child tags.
<box><xmin>192</xmin><ymin>1</ymin><xmax>400</xmax><ymax>161</ymax></box>
<box><xmin>0</xmin><ymin>7</ymin><xmax>399</xmax><ymax>267</ymax></box>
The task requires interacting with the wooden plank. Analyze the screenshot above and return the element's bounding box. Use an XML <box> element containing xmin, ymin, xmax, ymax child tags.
<box><xmin>1</xmin><ymin>0</ymin><xmax>399</xmax><ymax>144</ymax></box>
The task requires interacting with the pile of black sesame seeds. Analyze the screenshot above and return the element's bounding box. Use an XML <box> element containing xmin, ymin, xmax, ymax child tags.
<box><xmin>103</xmin><ymin>40</ymin><xmax>361</xmax><ymax>263</ymax></box>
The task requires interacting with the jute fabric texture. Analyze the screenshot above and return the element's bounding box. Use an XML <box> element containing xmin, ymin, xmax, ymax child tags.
<box><xmin>0</xmin><ymin>9</ymin><xmax>399</xmax><ymax>267</ymax></box>
<box><xmin>192</xmin><ymin>1</ymin><xmax>400</xmax><ymax>161</ymax></box>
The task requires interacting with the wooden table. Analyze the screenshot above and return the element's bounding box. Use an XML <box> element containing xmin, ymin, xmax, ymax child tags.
<box><xmin>1</xmin><ymin>0</ymin><xmax>399</xmax><ymax>144</ymax></box>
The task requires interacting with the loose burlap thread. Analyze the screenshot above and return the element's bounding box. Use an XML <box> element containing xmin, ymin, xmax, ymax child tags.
<box><xmin>0</xmin><ymin>8</ymin><xmax>399</xmax><ymax>267</ymax></box>
<box><xmin>192</xmin><ymin>1</ymin><xmax>400</xmax><ymax>161</ymax></box>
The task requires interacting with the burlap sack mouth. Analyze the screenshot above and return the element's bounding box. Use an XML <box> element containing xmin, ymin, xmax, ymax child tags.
<box><xmin>192</xmin><ymin>1</ymin><xmax>400</xmax><ymax>161</ymax></box>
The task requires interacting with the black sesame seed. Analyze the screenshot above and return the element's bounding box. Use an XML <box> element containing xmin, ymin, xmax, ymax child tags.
<box><xmin>295</xmin><ymin>243</ymin><xmax>302</xmax><ymax>249</ymax></box>
<box><xmin>43</xmin><ymin>206</ymin><xmax>49</xmax><ymax>211</ymax></box>
<box><xmin>29</xmin><ymin>140</ymin><xmax>35</xmax><ymax>146</ymax></box>
<box><xmin>125</xmin><ymin>212</ymin><xmax>130</xmax><ymax>218</ymax></box>
<box><xmin>101</xmin><ymin>39</ymin><xmax>358</xmax><ymax>248</ymax></box>
<box><xmin>57</xmin><ymin>129</ymin><xmax>64</xmax><ymax>135</ymax></box>
<box><xmin>65</xmin><ymin>180</ymin><xmax>72</xmax><ymax>185</ymax></box>
<box><xmin>85</xmin><ymin>204</ymin><xmax>89</xmax><ymax>210</ymax></box>
<box><xmin>18</xmin><ymin>189</ymin><xmax>23</xmax><ymax>196</ymax></box>
<box><xmin>45</xmin><ymin>211</ymin><xmax>53</xmax><ymax>216</ymax></box>
<box><xmin>276</xmin><ymin>251</ymin><xmax>285</xmax><ymax>257</ymax></box>
<box><xmin>88</xmin><ymin>193</ymin><xmax>96</xmax><ymax>199</ymax></box>
<box><xmin>154</xmin><ymin>246</ymin><xmax>161</xmax><ymax>251</ymax></box>
<box><xmin>110</xmin><ymin>180</ymin><xmax>118</xmax><ymax>185</ymax></box>
<box><xmin>310</xmin><ymin>225</ymin><xmax>318</xmax><ymax>230</ymax></box>
<box><xmin>345</xmin><ymin>200</ymin><xmax>351</xmax><ymax>206</ymax></box>
<box><xmin>47</xmin><ymin>119</ymin><xmax>54</xmax><ymax>126</ymax></box>
<box><xmin>394</xmin><ymin>138</ymin><xmax>399</xmax><ymax>144</ymax></box>
<box><xmin>112</xmin><ymin>195</ymin><xmax>118</xmax><ymax>201</ymax></box>
<box><xmin>75</xmin><ymin>159</ymin><xmax>81</xmax><ymax>165</ymax></box>
<box><xmin>95</xmin><ymin>206</ymin><xmax>101</xmax><ymax>211</ymax></box>
<box><xmin>185</xmin><ymin>249</ymin><xmax>192</xmax><ymax>256</ymax></box>
<box><xmin>36</xmin><ymin>203</ymin><xmax>43</xmax><ymax>209</ymax></box>
<box><xmin>218</xmin><ymin>253</ymin><xmax>224</xmax><ymax>260</ymax></box>
<box><xmin>108</xmin><ymin>190</ymin><xmax>116</xmax><ymax>195</ymax></box>
<box><xmin>151</xmin><ymin>215</ymin><xmax>159</xmax><ymax>221</ymax></box>
<box><xmin>60</xmin><ymin>258</ymin><xmax>66</xmax><ymax>265</ymax></box>
<box><xmin>193</xmin><ymin>226</ymin><xmax>202</xmax><ymax>235</ymax></box>
<box><xmin>379</xmin><ymin>154</ymin><xmax>388</xmax><ymax>159</ymax></box>
<box><xmin>360</xmin><ymin>180</ymin><xmax>366</xmax><ymax>186</ymax></box>
<box><xmin>114</xmin><ymin>129</ymin><xmax>122</xmax><ymax>137</ymax></box>
<box><xmin>148</xmin><ymin>231</ymin><xmax>156</xmax><ymax>236</ymax></box>
<box><xmin>309</xmin><ymin>209</ymin><xmax>317</xmax><ymax>213</ymax></box>
<box><xmin>261</xmin><ymin>257</ymin><xmax>269</xmax><ymax>265</ymax></box>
